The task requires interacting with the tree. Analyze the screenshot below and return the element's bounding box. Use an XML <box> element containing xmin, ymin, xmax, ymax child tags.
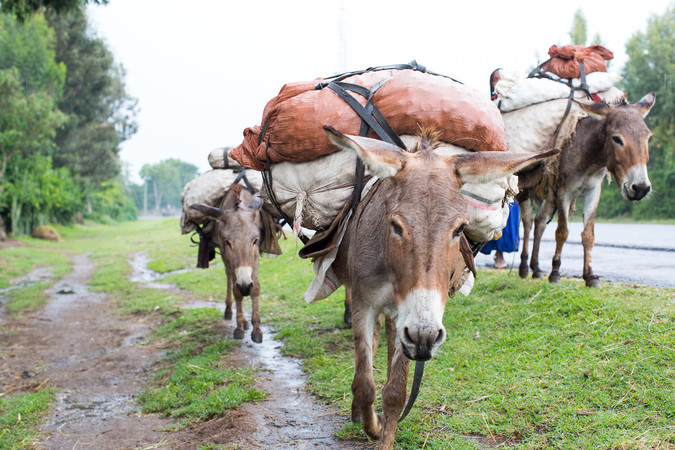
<box><xmin>597</xmin><ymin>5</ymin><xmax>675</xmax><ymax>219</ymax></box>
<box><xmin>1</xmin><ymin>0</ymin><xmax>107</xmax><ymax>21</ymax></box>
<box><xmin>47</xmin><ymin>8</ymin><xmax>138</xmax><ymax>191</ymax></box>
<box><xmin>569</xmin><ymin>9</ymin><xmax>588</xmax><ymax>45</ymax></box>
<box><xmin>0</xmin><ymin>13</ymin><xmax>65</xmax><ymax>201</ymax></box>
<box><xmin>140</xmin><ymin>160</ymin><xmax>199</xmax><ymax>213</ymax></box>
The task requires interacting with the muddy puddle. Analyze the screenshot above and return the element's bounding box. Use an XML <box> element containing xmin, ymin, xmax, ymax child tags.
<box><xmin>128</xmin><ymin>252</ymin><xmax>371</xmax><ymax>449</ymax></box>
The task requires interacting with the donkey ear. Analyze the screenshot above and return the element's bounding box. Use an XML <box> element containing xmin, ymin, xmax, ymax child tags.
<box><xmin>248</xmin><ymin>194</ymin><xmax>263</xmax><ymax>211</ymax></box>
<box><xmin>573</xmin><ymin>98</ymin><xmax>610</xmax><ymax>119</ymax></box>
<box><xmin>635</xmin><ymin>92</ymin><xmax>655</xmax><ymax>118</ymax></box>
<box><xmin>447</xmin><ymin>149</ymin><xmax>561</xmax><ymax>186</ymax></box>
<box><xmin>323</xmin><ymin>125</ymin><xmax>406</xmax><ymax>179</ymax></box>
<box><xmin>190</xmin><ymin>204</ymin><xmax>225</xmax><ymax>219</ymax></box>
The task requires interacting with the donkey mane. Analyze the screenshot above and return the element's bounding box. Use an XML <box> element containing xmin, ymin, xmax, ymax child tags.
<box><xmin>408</xmin><ymin>125</ymin><xmax>443</xmax><ymax>153</ymax></box>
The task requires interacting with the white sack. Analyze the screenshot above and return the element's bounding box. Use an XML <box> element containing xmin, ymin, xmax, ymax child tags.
<box><xmin>180</xmin><ymin>169</ymin><xmax>263</xmax><ymax>234</ymax></box>
<box><xmin>502</xmin><ymin>87</ymin><xmax>626</xmax><ymax>158</ymax></box>
<box><xmin>266</xmin><ymin>135</ymin><xmax>516</xmax><ymax>242</ymax></box>
<box><xmin>208</xmin><ymin>147</ymin><xmax>244</xmax><ymax>170</ymax></box>
<box><xmin>495</xmin><ymin>70</ymin><xmax>622</xmax><ymax>112</ymax></box>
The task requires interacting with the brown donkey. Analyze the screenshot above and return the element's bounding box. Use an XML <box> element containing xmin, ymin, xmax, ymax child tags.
<box><xmin>517</xmin><ymin>93</ymin><xmax>655</xmax><ymax>287</ymax></box>
<box><xmin>191</xmin><ymin>183</ymin><xmax>265</xmax><ymax>342</ymax></box>
<box><xmin>325</xmin><ymin>126</ymin><xmax>559</xmax><ymax>449</ymax></box>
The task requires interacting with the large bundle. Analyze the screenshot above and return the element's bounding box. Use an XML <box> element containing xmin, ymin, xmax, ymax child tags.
<box><xmin>230</xmin><ymin>68</ymin><xmax>508</xmax><ymax>171</ymax></box>
<box><xmin>207</xmin><ymin>147</ymin><xmax>244</xmax><ymax>170</ymax></box>
<box><xmin>494</xmin><ymin>69</ymin><xmax>621</xmax><ymax>112</ymax></box>
<box><xmin>180</xmin><ymin>169</ymin><xmax>263</xmax><ymax>234</ymax></box>
<box><xmin>541</xmin><ymin>44</ymin><xmax>613</xmax><ymax>79</ymax></box>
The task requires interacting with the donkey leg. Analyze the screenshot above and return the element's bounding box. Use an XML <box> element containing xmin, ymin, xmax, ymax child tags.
<box><xmin>350</xmin><ymin>301</ymin><xmax>381</xmax><ymax>439</ymax></box>
<box><xmin>249</xmin><ymin>278</ymin><xmax>263</xmax><ymax>343</ymax></box>
<box><xmin>581</xmin><ymin>186</ymin><xmax>602</xmax><ymax>287</ymax></box>
<box><xmin>379</xmin><ymin>346</ymin><xmax>410</xmax><ymax>450</ymax></box>
<box><xmin>344</xmin><ymin>287</ymin><xmax>353</xmax><ymax>326</ymax></box>
<box><xmin>224</xmin><ymin>265</ymin><xmax>233</xmax><ymax>321</ymax></box>
<box><xmin>531</xmin><ymin>199</ymin><xmax>554</xmax><ymax>278</ymax></box>
<box><xmin>519</xmin><ymin>197</ymin><xmax>533</xmax><ymax>278</ymax></box>
<box><xmin>549</xmin><ymin>206</ymin><xmax>569</xmax><ymax>283</ymax></box>
<box><xmin>232</xmin><ymin>291</ymin><xmax>246</xmax><ymax>340</ymax></box>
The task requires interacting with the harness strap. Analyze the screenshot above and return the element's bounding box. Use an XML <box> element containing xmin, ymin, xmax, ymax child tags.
<box><xmin>233</xmin><ymin>168</ymin><xmax>255</xmax><ymax>194</ymax></box>
<box><xmin>399</xmin><ymin>361</ymin><xmax>425</xmax><ymax>423</ymax></box>
<box><xmin>222</xmin><ymin>148</ymin><xmax>229</xmax><ymax>169</ymax></box>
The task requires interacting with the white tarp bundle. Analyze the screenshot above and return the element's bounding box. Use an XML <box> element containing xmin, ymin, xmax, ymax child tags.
<box><xmin>494</xmin><ymin>69</ymin><xmax>622</xmax><ymax>112</ymax></box>
<box><xmin>180</xmin><ymin>169</ymin><xmax>263</xmax><ymax>234</ymax></box>
<box><xmin>207</xmin><ymin>147</ymin><xmax>244</xmax><ymax>171</ymax></box>
<box><xmin>264</xmin><ymin>135</ymin><xmax>517</xmax><ymax>243</ymax></box>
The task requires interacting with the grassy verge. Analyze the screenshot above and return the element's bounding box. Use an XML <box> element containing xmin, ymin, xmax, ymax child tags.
<box><xmin>0</xmin><ymin>218</ymin><xmax>261</xmax><ymax>447</ymax></box>
<box><xmin>0</xmin><ymin>388</ymin><xmax>56</xmax><ymax>450</ymax></box>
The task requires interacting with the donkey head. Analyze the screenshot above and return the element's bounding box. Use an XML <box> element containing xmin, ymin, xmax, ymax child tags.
<box><xmin>190</xmin><ymin>184</ymin><xmax>263</xmax><ymax>296</ymax></box>
<box><xmin>325</xmin><ymin>126</ymin><xmax>560</xmax><ymax>361</ymax></box>
<box><xmin>577</xmin><ymin>92</ymin><xmax>655</xmax><ymax>201</ymax></box>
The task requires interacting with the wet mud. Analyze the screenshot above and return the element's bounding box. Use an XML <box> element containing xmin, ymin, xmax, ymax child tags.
<box><xmin>1</xmin><ymin>252</ymin><xmax>371</xmax><ymax>449</ymax></box>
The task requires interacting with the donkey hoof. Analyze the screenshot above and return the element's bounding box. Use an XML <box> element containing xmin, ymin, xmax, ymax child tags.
<box><xmin>532</xmin><ymin>270</ymin><xmax>544</xmax><ymax>279</ymax></box>
<box><xmin>549</xmin><ymin>272</ymin><xmax>561</xmax><ymax>283</ymax></box>
<box><xmin>224</xmin><ymin>311</ymin><xmax>232</xmax><ymax>321</ymax></box>
<box><xmin>251</xmin><ymin>330</ymin><xmax>263</xmax><ymax>344</ymax></box>
<box><xmin>351</xmin><ymin>404</ymin><xmax>362</xmax><ymax>423</ymax></box>
<box><xmin>343</xmin><ymin>310</ymin><xmax>352</xmax><ymax>326</ymax></box>
<box><xmin>585</xmin><ymin>276</ymin><xmax>601</xmax><ymax>288</ymax></box>
<box><xmin>243</xmin><ymin>321</ymin><xmax>250</xmax><ymax>331</ymax></box>
<box><xmin>519</xmin><ymin>264</ymin><xmax>529</xmax><ymax>279</ymax></box>
<box><xmin>233</xmin><ymin>329</ymin><xmax>245</xmax><ymax>340</ymax></box>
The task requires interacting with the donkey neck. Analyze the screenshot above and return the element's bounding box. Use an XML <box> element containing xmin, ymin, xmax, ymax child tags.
<box><xmin>575</xmin><ymin>116</ymin><xmax>609</xmax><ymax>170</ymax></box>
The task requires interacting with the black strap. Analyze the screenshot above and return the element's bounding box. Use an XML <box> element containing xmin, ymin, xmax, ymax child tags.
<box><xmin>233</xmin><ymin>169</ymin><xmax>255</xmax><ymax>194</ymax></box>
<box><xmin>222</xmin><ymin>148</ymin><xmax>229</xmax><ymax>169</ymax></box>
<box><xmin>399</xmin><ymin>360</ymin><xmax>425</xmax><ymax>423</ymax></box>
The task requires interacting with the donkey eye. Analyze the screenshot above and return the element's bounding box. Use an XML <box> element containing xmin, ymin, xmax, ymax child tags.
<box><xmin>391</xmin><ymin>221</ymin><xmax>403</xmax><ymax>237</ymax></box>
<box><xmin>252</xmin><ymin>238</ymin><xmax>259</xmax><ymax>246</ymax></box>
<box><xmin>225</xmin><ymin>240</ymin><xmax>233</xmax><ymax>249</ymax></box>
<box><xmin>612</xmin><ymin>135</ymin><xmax>624</xmax><ymax>146</ymax></box>
<box><xmin>453</xmin><ymin>224</ymin><xmax>466</xmax><ymax>238</ymax></box>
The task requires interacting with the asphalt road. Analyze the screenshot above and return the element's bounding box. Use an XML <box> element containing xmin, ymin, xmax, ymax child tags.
<box><xmin>474</xmin><ymin>222</ymin><xmax>675</xmax><ymax>288</ymax></box>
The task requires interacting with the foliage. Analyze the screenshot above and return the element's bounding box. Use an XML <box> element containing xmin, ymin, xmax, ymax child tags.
<box><xmin>47</xmin><ymin>7</ymin><xmax>138</xmax><ymax>190</ymax></box>
<box><xmin>139</xmin><ymin>159</ymin><xmax>199</xmax><ymax>213</ymax></box>
<box><xmin>1</xmin><ymin>155</ymin><xmax>82</xmax><ymax>235</ymax></box>
<box><xmin>0</xmin><ymin>0</ymin><xmax>106</xmax><ymax>21</ymax></box>
<box><xmin>569</xmin><ymin>9</ymin><xmax>587</xmax><ymax>45</ymax></box>
<box><xmin>0</xmin><ymin>12</ymin><xmax>66</xmax><ymax>207</ymax></box>
<box><xmin>85</xmin><ymin>177</ymin><xmax>138</xmax><ymax>222</ymax></box>
<box><xmin>597</xmin><ymin>5</ymin><xmax>675</xmax><ymax>219</ymax></box>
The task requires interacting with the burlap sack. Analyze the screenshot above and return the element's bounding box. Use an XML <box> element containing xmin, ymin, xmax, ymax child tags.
<box><xmin>230</xmin><ymin>68</ymin><xmax>507</xmax><ymax>170</ymax></box>
<box><xmin>541</xmin><ymin>44</ymin><xmax>613</xmax><ymax>79</ymax></box>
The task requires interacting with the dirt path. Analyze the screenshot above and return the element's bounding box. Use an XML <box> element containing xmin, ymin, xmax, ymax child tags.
<box><xmin>1</xmin><ymin>252</ymin><xmax>371</xmax><ymax>449</ymax></box>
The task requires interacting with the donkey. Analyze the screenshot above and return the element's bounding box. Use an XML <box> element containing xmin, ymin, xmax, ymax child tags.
<box><xmin>324</xmin><ymin>126</ymin><xmax>559</xmax><ymax>449</ymax></box>
<box><xmin>510</xmin><ymin>93</ymin><xmax>655</xmax><ymax>287</ymax></box>
<box><xmin>191</xmin><ymin>183</ymin><xmax>265</xmax><ymax>342</ymax></box>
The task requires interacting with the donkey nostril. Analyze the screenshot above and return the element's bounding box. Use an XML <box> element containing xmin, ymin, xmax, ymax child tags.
<box><xmin>434</xmin><ymin>328</ymin><xmax>445</xmax><ymax>345</ymax></box>
<box><xmin>403</xmin><ymin>327</ymin><xmax>414</xmax><ymax>344</ymax></box>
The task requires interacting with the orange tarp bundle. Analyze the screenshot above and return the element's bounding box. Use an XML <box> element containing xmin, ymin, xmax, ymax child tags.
<box><xmin>541</xmin><ymin>44</ymin><xmax>614</xmax><ymax>80</ymax></box>
<box><xmin>230</xmin><ymin>69</ymin><xmax>508</xmax><ymax>171</ymax></box>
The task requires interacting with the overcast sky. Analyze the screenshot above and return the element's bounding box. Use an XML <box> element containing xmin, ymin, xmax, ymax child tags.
<box><xmin>87</xmin><ymin>0</ymin><xmax>672</xmax><ymax>182</ymax></box>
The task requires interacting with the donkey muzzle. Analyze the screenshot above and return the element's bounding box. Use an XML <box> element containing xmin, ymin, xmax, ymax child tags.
<box><xmin>624</xmin><ymin>182</ymin><xmax>651</xmax><ymax>201</ymax></box>
<box><xmin>398</xmin><ymin>289</ymin><xmax>447</xmax><ymax>361</ymax></box>
<box><xmin>235</xmin><ymin>266</ymin><xmax>254</xmax><ymax>296</ymax></box>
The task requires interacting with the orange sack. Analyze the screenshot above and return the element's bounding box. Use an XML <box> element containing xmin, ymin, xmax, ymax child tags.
<box><xmin>230</xmin><ymin>68</ymin><xmax>508</xmax><ymax>171</ymax></box>
<box><xmin>541</xmin><ymin>44</ymin><xmax>614</xmax><ymax>80</ymax></box>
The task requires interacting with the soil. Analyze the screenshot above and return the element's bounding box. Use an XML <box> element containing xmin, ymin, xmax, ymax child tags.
<box><xmin>0</xmin><ymin>251</ymin><xmax>372</xmax><ymax>449</ymax></box>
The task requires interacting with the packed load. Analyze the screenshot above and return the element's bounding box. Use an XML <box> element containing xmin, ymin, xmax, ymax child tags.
<box><xmin>207</xmin><ymin>147</ymin><xmax>244</xmax><ymax>170</ymax></box>
<box><xmin>180</xmin><ymin>169</ymin><xmax>263</xmax><ymax>234</ymax></box>
<box><xmin>231</xmin><ymin>63</ymin><xmax>515</xmax><ymax>244</ymax></box>
<box><xmin>230</xmin><ymin>65</ymin><xmax>508</xmax><ymax>171</ymax></box>
<box><xmin>492</xmin><ymin>44</ymin><xmax>620</xmax><ymax>112</ymax></box>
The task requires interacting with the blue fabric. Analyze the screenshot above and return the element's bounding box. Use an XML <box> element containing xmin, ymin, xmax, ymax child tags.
<box><xmin>480</xmin><ymin>201</ymin><xmax>520</xmax><ymax>254</ymax></box>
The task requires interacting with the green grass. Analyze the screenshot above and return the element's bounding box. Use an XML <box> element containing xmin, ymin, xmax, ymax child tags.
<box><xmin>0</xmin><ymin>389</ymin><xmax>56</xmax><ymax>450</ymax></box>
<box><xmin>2</xmin><ymin>218</ymin><xmax>673</xmax><ymax>448</ymax></box>
<box><xmin>137</xmin><ymin>308</ymin><xmax>266</xmax><ymax>429</ymax></box>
